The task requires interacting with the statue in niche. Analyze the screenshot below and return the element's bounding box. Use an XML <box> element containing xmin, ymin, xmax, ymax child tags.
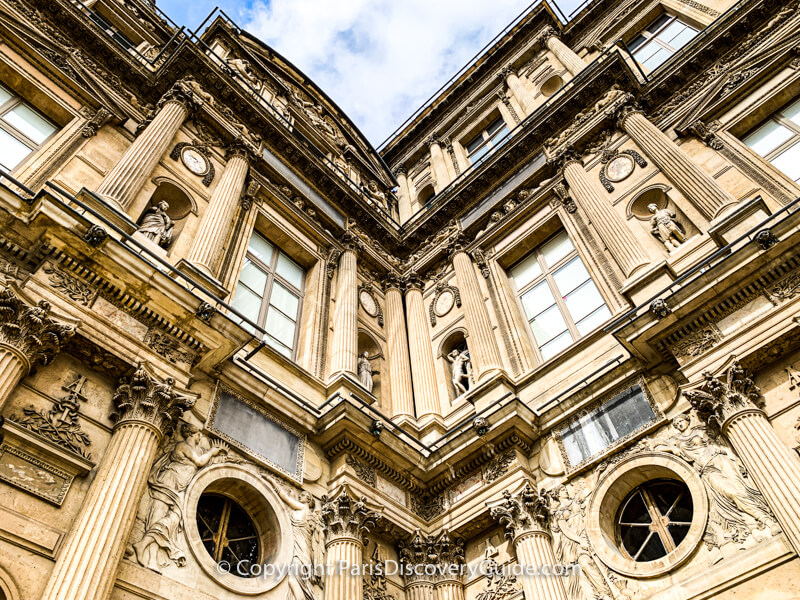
<box><xmin>549</xmin><ymin>481</ymin><xmax>614</xmax><ymax>600</ymax></box>
<box><xmin>129</xmin><ymin>423</ymin><xmax>227</xmax><ymax>572</ymax></box>
<box><xmin>138</xmin><ymin>201</ymin><xmax>174</xmax><ymax>249</ymax></box>
<box><xmin>654</xmin><ymin>414</ymin><xmax>778</xmax><ymax>544</ymax></box>
<box><xmin>364</xmin><ymin>180</ymin><xmax>388</xmax><ymax>208</ymax></box>
<box><xmin>358</xmin><ymin>352</ymin><xmax>380</xmax><ymax>394</ymax></box>
<box><xmin>649</xmin><ymin>203</ymin><xmax>685</xmax><ymax>251</ymax></box>
<box><xmin>264</xmin><ymin>477</ymin><xmax>325</xmax><ymax>600</ymax></box>
<box><xmin>446</xmin><ymin>348</ymin><xmax>472</xmax><ymax>397</ymax></box>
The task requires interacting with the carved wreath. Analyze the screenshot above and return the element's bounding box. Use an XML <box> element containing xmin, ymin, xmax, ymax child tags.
<box><xmin>599</xmin><ymin>149</ymin><xmax>647</xmax><ymax>192</ymax></box>
<box><xmin>358</xmin><ymin>282</ymin><xmax>383</xmax><ymax>327</ymax></box>
<box><xmin>429</xmin><ymin>281</ymin><xmax>461</xmax><ymax>326</ymax></box>
<box><xmin>170</xmin><ymin>142</ymin><xmax>215</xmax><ymax>187</ymax></box>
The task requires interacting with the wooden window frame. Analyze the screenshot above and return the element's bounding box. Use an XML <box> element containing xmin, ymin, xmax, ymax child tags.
<box><xmin>0</xmin><ymin>83</ymin><xmax>58</xmax><ymax>173</ymax></box>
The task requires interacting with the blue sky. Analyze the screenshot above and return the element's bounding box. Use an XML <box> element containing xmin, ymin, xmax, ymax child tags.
<box><xmin>157</xmin><ymin>0</ymin><xmax>585</xmax><ymax>145</ymax></box>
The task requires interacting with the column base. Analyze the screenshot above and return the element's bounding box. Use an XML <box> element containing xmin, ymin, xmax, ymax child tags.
<box><xmin>707</xmin><ymin>196</ymin><xmax>770</xmax><ymax>246</ymax></box>
<box><xmin>174</xmin><ymin>259</ymin><xmax>229</xmax><ymax>299</ymax></box>
<box><xmin>620</xmin><ymin>260</ymin><xmax>676</xmax><ymax>307</ymax></box>
<box><xmin>417</xmin><ymin>414</ymin><xmax>447</xmax><ymax>443</ymax></box>
<box><xmin>78</xmin><ymin>188</ymin><xmax>137</xmax><ymax>235</ymax></box>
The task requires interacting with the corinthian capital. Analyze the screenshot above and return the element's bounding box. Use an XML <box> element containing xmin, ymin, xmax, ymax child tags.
<box><xmin>533</xmin><ymin>25</ymin><xmax>559</xmax><ymax>47</ymax></box>
<box><xmin>0</xmin><ymin>285</ymin><xmax>76</xmax><ymax>370</ymax></box>
<box><xmin>110</xmin><ymin>362</ymin><xmax>197</xmax><ymax>438</ymax></box>
<box><xmin>320</xmin><ymin>489</ymin><xmax>381</xmax><ymax>544</ymax></box>
<box><xmin>683</xmin><ymin>357</ymin><xmax>764</xmax><ymax>432</ymax></box>
<box><xmin>489</xmin><ymin>480</ymin><xmax>551</xmax><ymax>539</ymax></box>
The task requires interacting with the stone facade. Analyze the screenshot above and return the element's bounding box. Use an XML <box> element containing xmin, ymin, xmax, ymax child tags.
<box><xmin>0</xmin><ymin>0</ymin><xmax>799</xmax><ymax>599</ymax></box>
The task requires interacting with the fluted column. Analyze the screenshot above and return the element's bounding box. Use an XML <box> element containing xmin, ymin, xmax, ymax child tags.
<box><xmin>385</xmin><ymin>275</ymin><xmax>414</xmax><ymax>420</ymax></box>
<box><xmin>562</xmin><ymin>159</ymin><xmax>648</xmax><ymax>277</ymax></box>
<box><xmin>0</xmin><ymin>285</ymin><xmax>75</xmax><ymax>411</ymax></box>
<box><xmin>321</xmin><ymin>491</ymin><xmax>381</xmax><ymax>600</ymax></box>
<box><xmin>329</xmin><ymin>235</ymin><xmax>360</xmax><ymax>378</ymax></box>
<box><xmin>40</xmin><ymin>363</ymin><xmax>196</xmax><ymax>600</ymax></box>
<box><xmin>500</xmin><ymin>67</ymin><xmax>535</xmax><ymax>115</ymax></box>
<box><xmin>685</xmin><ymin>359</ymin><xmax>800</xmax><ymax>555</ymax></box>
<box><xmin>399</xmin><ymin>531</ymin><xmax>464</xmax><ymax>600</ymax></box>
<box><xmin>186</xmin><ymin>149</ymin><xmax>250</xmax><ymax>277</ymax></box>
<box><xmin>428</xmin><ymin>137</ymin><xmax>451</xmax><ymax>192</ymax></box>
<box><xmin>405</xmin><ymin>274</ymin><xmax>441</xmax><ymax>419</ymax></box>
<box><xmin>96</xmin><ymin>83</ymin><xmax>193</xmax><ymax>209</ymax></box>
<box><xmin>541</xmin><ymin>28</ymin><xmax>586</xmax><ymax>76</ymax></box>
<box><xmin>489</xmin><ymin>482</ymin><xmax>568</xmax><ymax>600</ymax></box>
<box><xmin>395</xmin><ymin>167</ymin><xmax>413</xmax><ymax>222</ymax></box>
<box><xmin>449</xmin><ymin>241</ymin><xmax>503</xmax><ymax>382</ymax></box>
<box><xmin>433</xmin><ymin>531</ymin><xmax>465</xmax><ymax>600</ymax></box>
<box><xmin>619</xmin><ymin>107</ymin><xmax>735</xmax><ymax>220</ymax></box>
<box><xmin>434</xmin><ymin>579</ymin><xmax>465</xmax><ymax>600</ymax></box>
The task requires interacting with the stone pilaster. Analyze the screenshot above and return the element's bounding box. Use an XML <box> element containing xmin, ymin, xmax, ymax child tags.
<box><xmin>404</xmin><ymin>273</ymin><xmax>441</xmax><ymax>419</ymax></box>
<box><xmin>428</xmin><ymin>137</ymin><xmax>452</xmax><ymax>192</ymax></box>
<box><xmin>561</xmin><ymin>156</ymin><xmax>648</xmax><ymax>278</ymax></box>
<box><xmin>500</xmin><ymin>67</ymin><xmax>535</xmax><ymax>116</ymax></box>
<box><xmin>685</xmin><ymin>359</ymin><xmax>800</xmax><ymax>556</ymax></box>
<box><xmin>0</xmin><ymin>285</ymin><xmax>75</xmax><ymax>410</ymax></box>
<box><xmin>449</xmin><ymin>240</ymin><xmax>503</xmax><ymax>382</ymax></box>
<box><xmin>394</xmin><ymin>166</ymin><xmax>413</xmax><ymax>222</ymax></box>
<box><xmin>329</xmin><ymin>233</ymin><xmax>360</xmax><ymax>379</ymax></box>
<box><xmin>96</xmin><ymin>82</ymin><xmax>193</xmax><ymax>209</ymax></box>
<box><xmin>321</xmin><ymin>491</ymin><xmax>381</xmax><ymax>600</ymax></box>
<box><xmin>186</xmin><ymin>146</ymin><xmax>250</xmax><ymax>277</ymax></box>
<box><xmin>489</xmin><ymin>482</ymin><xmax>567</xmax><ymax>600</ymax></box>
<box><xmin>40</xmin><ymin>363</ymin><xmax>196</xmax><ymax>600</ymax></box>
<box><xmin>618</xmin><ymin>106</ymin><xmax>735</xmax><ymax>220</ymax></box>
<box><xmin>385</xmin><ymin>274</ymin><xmax>415</xmax><ymax>420</ymax></box>
<box><xmin>539</xmin><ymin>27</ymin><xmax>586</xmax><ymax>76</ymax></box>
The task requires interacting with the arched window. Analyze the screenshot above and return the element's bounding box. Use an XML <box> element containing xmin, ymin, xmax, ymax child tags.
<box><xmin>196</xmin><ymin>493</ymin><xmax>260</xmax><ymax>577</ymax></box>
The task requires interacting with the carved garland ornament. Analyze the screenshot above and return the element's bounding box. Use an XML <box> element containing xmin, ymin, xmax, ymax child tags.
<box><xmin>170</xmin><ymin>143</ymin><xmax>214</xmax><ymax>186</ymax></box>
<box><xmin>358</xmin><ymin>281</ymin><xmax>384</xmax><ymax>327</ymax></box>
<box><xmin>599</xmin><ymin>149</ymin><xmax>647</xmax><ymax>192</ymax></box>
<box><xmin>429</xmin><ymin>280</ymin><xmax>461</xmax><ymax>326</ymax></box>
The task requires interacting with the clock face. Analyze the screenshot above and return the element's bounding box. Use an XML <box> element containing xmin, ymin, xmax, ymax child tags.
<box><xmin>606</xmin><ymin>154</ymin><xmax>635</xmax><ymax>182</ymax></box>
<box><xmin>359</xmin><ymin>290</ymin><xmax>378</xmax><ymax>317</ymax></box>
<box><xmin>434</xmin><ymin>290</ymin><xmax>455</xmax><ymax>317</ymax></box>
<box><xmin>181</xmin><ymin>147</ymin><xmax>209</xmax><ymax>176</ymax></box>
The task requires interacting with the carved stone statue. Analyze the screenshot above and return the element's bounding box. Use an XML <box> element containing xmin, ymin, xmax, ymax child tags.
<box><xmin>549</xmin><ymin>481</ymin><xmax>613</xmax><ymax>600</ymax></box>
<box><xmin>654</xmin><ymin>414</ymin><xmax>777</xmax><ymax>544</ymax></box>
<box><xmin>226</xmin><ymin>58</ymin><xmax>260</xmax><ymax>89</ymax></box>
<box><xmin>358</xmin><ymin>352</ymin><xmax>379</xmax><ymax>393</ymax></box>
<box><xmin>129</xmin><ymin>423</ymin><xmax>226</xmax><ymax>572</ymax></box>
<box><xmin>649</xmin><ymin>203</ymin><xmax>685</xmax><ymax>250</ymax></box>
<box><xmin>138</xmin><ymin>201</ymin><xmax>174</xmax><ymax>248</ymax></box>
<box><xmin>364</xmin><ymin>180</ymin><xmax>387</xmax><ymax>208</ymax></box>
<box><xmin>446</xmin><ymin>349</ymin><xmax>472</xmax><ymax>396</ymax></box>
<box><xmin>264</xmin><ymin>477</ymin><xmax>325</xmax><ymax>600</ymax></box>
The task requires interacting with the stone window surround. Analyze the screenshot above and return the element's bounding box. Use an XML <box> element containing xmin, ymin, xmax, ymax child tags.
<box><xmin>586</xmin><ymin>452</ymin><xmax>708</xmax><ymax>578</ymax></box>
<box><xmin>183</xmin><ymin>463</ymin><xmax>293</xmax><ymax>594</ymax></box>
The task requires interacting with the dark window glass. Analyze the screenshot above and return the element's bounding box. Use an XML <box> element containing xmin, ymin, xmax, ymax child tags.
<box><xmin>629</xmin><ymin>14</ymin><xmax>698</xmax><ymax>71</ymax></box>
<box><xmin>464</xmin><ymin>116</ymin><xmax>509</xmax><ymax>164</ymax></box>
<box><xmin>196</xmin><ymin>493</ymin><xmax>259</xmax><ymax>576</ymax></box>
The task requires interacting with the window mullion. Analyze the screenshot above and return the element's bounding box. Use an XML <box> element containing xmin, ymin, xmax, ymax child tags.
<box><xmin>547</xmin><ymin>273</ymin><xmax>579</xmax><ymax>340</ymax></box>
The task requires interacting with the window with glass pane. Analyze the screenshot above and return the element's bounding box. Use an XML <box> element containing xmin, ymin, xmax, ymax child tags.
<box><xmin>628</xmin><ymin>14</ymin><xmax>698</xmax><ymax>72</ymax></box>
<box><xmin>0</xmin><ymin>83</ymin><xmax>57</xmax><ymax>173</ymax></box>
<box><xmin>231</xmin><ymin>231</ymin><xmax>304</xmax><ymax>358</ymax></box>
<box><xmin>510</xmin><ymin>230</ymin><xmax>611</xmax><ymax>360</ymax></box>
<box><xmin>464</xmin><ymin>116</ymin><xmax>509</xmax><ymax>164</ymax></box>
<box><xmin>743</xmin><ymin>97</ymin><xmax>800</xmax><ymax>183</ymax></box>
<box><xmin>560</xmin><ymin>384</ymin><xmax>656</xmax><ymax>466</ymax></box>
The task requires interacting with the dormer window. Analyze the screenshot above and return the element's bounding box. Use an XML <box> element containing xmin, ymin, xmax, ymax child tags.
<box><xmin>628</xmin><ymin>14</ymin><xmax>698</xmax><ymax>72</ymax></box>
<box><xmin>465</xmin><ymin>116</ymin><xmax>508</xmax><ymax>164</ymax></box>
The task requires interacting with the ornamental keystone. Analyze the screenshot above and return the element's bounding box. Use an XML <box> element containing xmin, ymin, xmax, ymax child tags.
<box><xmin>0</xmin><ymin>285</ymin><xmax>77</xmax><ymax>370</ymax></box>
<box><xmin>110</xmin><ymin>362</ymin><xmax>197</xmax><ymax>438</ymax></box>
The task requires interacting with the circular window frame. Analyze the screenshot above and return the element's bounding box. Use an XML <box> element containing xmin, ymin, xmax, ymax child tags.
<box><xmin>586</xmin><ymin>453</ymin><xmax>708</xmax><ymax>578</ymax></box>
<box><xmin>183</xmin><ymin>464</ymin><xmax>292</xmax><ymax>594</ymax></box>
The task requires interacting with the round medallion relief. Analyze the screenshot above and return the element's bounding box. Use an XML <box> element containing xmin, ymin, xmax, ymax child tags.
<box><xmin>606</xmin><ymin>154</ymin><xmax>635</xmax><ymax>182</ymax></box>
<box><xmin>434</xmin><ymin>290</ymin><xmax>455</xmax><ymax>317</ymax></box>
<box><xmin>359</xmin><ymin>290</ymin><xmax>378</xmax><ymax>317</ymax></box>
<box><xmin>181</xmin><ymin>146</ymin><xmax>210</xmax><ymax>176</ymax></box>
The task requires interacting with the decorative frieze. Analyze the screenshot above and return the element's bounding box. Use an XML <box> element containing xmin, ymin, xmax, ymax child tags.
<box><xmin>43</xmin><ymin>263</ymin><xmax>95</xmax><ymax>306</ymax></box>
<box><xmin>346</xmin><ymin>454</ymin><xmax>377</xmax><ymax>487</ymax></box>
<box><xmin>670</xmin><ymin>325</ymin><xmax>722</xmax><ymax>359</ymax></box>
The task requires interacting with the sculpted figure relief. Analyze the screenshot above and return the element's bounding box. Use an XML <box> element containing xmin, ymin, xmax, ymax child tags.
<box><xmin>138</xmin><ymin>201</ymin><xmax>174</xmax><ymax>248</ymax></box>
<box><xmin>654</xmin><ymin>414</ymin><xmax>777</xmax><ymax>544</ymax></box>
<box><xmin>446</xmin><ymin>348</ymin><xmax>472</xmax><ymax>396</ymax></box>
<box><xmin>358</xmin><ymin>352</ymin><xmax>379</xmax><ymax>394</ymax></box>
<box><xmin>129</xmin><ymin>424</ymin><xmax>227</xmax><ymax>572</ymax></box>
<box><xmin>550</xmin><ymin>481</ymin><xmax>613</xmax><ymax>600</ymax></box>
<box><xmin>649</xmin><ymin>203</ymin><xmax>685</xmax><ymax>250</ymax></box>
<box><xmin>264</xmin><ymin>477</ymin><xmax>325</xmax><ymax>600</ymax></box>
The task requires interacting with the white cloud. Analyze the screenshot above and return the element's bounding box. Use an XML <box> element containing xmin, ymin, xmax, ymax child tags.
<box><xmin>244</xmin><ymin>0</ymin><xmax>536</xmax><ymax>146</ymax></box>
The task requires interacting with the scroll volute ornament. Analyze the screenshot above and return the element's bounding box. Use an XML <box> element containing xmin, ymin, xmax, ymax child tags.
<box><xmin>683</xmin><ymin>357</ymin><xmax>764</xmax><ymax>432</ymax></box>
<box><xmin>489</xmin><ymin>480</ymin><xmax>551</xmax><ymax>539</ymax></box>
<box><xmin>110</xmin><ymin>362</ymin><xmax>197</xmax><ymax>438</ymax></box>
<box><xmin>0</xmin><ymin>284</ymin><xmax>77</xmax><ymax>369</ymax></box>
<box><xmin>319</xmin><ymin>489</ymin><xmax>381</xmax><ymax>544</ymax></box>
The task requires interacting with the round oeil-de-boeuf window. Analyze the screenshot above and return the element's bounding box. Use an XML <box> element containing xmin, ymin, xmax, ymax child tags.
<box><xmin>196</xmin><ymin>493</ymin><xmax>260</xmax><ymax>577</ymax></box>
<box><xmin>616</xmin><ymin>479</ymin><xmax>693</xmax><ymax>562</ymax></box>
